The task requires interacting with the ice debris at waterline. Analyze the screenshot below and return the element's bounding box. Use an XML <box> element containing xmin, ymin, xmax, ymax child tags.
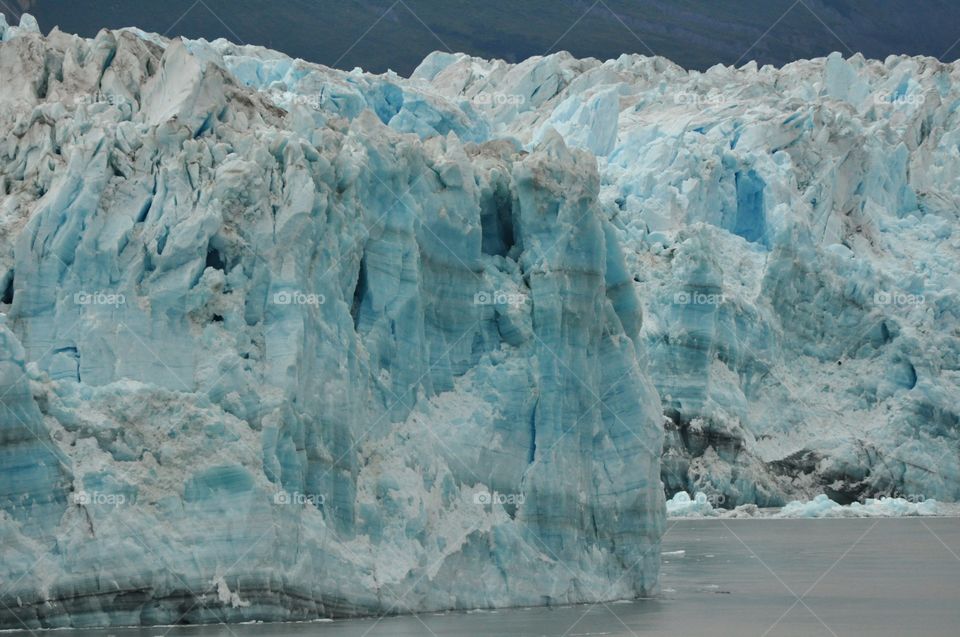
<box><xmin>0</xmin><ymin>13</ymin><xmax>664</xmax><ymax>630</ymax></box>
<box><xmin>666</xmin><ymin>492</ymin><xmax>959</xmax><ymax>518</ymax></box>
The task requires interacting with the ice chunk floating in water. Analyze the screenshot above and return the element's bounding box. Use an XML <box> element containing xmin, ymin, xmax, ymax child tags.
<box><xmin>666</xmin><ymin>491</ymin><xmax>957</xmax><ymax>518</ymax></box>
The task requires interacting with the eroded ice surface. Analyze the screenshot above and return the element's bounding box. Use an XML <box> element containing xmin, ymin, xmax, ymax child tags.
<box><xmin>1</xmin><ymin>8</ymin><xmax>959</xmax><ymax>630</ymax></box>
<box><xmin>410</xmin><ymin>49</ymin><xmax>960</xmax><ymax>508</ymax></box>
<box><xmin>0</xmin><ymin>14</ymin><xmax>663</xmax><ymax>630</ymax></box>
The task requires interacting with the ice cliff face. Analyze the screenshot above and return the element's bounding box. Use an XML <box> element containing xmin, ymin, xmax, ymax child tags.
<box><xmin>0</xmin><ymin>10</ymin><xmax>958</xmax><ymax>630</ymax></box>
<box><xmin>409</xmin><ymin>48</ymin><xmax>960</xmax><ymax>507</ymax></box>
<box><xmin>0</xmin><ymin>14</ymin><xmax>666</xmax><ymax>630</ymax></box>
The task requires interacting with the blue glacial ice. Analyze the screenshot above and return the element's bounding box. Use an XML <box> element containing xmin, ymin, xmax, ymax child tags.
<box><xmin>0</xmin><ymin>15</ymin><xmax>663</xmax><ymax>629</ymax></box>
<box><xmin>409</xmin><ymin>48</ymin><xmax>960</xmax><ymax>508</ymax></box>
<box><xmin>0</xmin><ymin>10</ymin><xmax>959</xmax><ymax>630</ymax></box>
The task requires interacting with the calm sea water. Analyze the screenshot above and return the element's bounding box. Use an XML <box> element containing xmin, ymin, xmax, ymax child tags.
<box><xmin>7</xmin><ymin>518</ymin><xmax>960</xmax><ymax>637</ymax></box>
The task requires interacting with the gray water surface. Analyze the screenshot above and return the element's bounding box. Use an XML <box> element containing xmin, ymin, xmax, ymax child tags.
<box><xmin>8</xmin><ymin>518</ymin><xmax>960</xmax><ymax>636</ymax></box>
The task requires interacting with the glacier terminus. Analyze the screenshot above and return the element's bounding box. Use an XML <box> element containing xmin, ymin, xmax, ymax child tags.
<box><xmin>0</xmin><ymin>13</ymin><xmax>664</xmax><ymax>629</ymax></box>
<box><xmin>0</xmin><ymin>9</ymin><xmax>958</xmax><ymax>631</ymax></box>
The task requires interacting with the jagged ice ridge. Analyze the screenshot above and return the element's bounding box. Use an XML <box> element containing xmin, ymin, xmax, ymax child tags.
<box><xmin>0</xmin><ymin>9</ymin><xmax>958</xmax><ymax>630</ymax></box>
<box><xmin>0</xmin><ymin>13</ymin><xmax>664</xmax><ymax>629</ymax></box>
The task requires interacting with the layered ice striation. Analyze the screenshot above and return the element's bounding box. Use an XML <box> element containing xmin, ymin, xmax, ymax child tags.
<box><xmin>1</xmin><ymin>9</ymin><xmax>960</xmax><ymax>630</ymax></box>
<box><xmin>0</xmin><ymin>15</ymin><xmax>664</xmax><ymax>629</ymax></box>
<box><xmin>410</xmin><ymin>47</ymin><xmax>960</xmax><ymax>507</ymax></box>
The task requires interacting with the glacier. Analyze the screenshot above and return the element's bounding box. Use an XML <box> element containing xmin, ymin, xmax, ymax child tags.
<box><xmin>0</xmin><ymin>13</ymin><xmax>664</xmax><ymax>629</ymax></box>
<box><xmin>0</xmin><ymin>9</ymin><xmax>958</xmax><ymax>630</ymax></box>
<box><xmin>412</xmin><ymin>50</ymin><xmax>960</xmax><ymax>508</ymax></box>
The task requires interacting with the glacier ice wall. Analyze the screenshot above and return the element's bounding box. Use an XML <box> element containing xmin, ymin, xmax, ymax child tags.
<box><xmin>0</xmin><ymin>16</ymin><xmax>664</xmax><ymax>629</ymax></box>
<box><xmin>409</xmin><ymin>48</ymin><xmax>960</xmax><ymax>507</ymax></box>
<box><xmin>2</xmin><ymin>8</ymin><xmax>960</xmax><ymax>630</ymax></box>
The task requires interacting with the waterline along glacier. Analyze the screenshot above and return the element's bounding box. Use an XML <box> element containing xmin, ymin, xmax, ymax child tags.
<box><xmin>0</xmin><ymin>12</ymin><xmax>957</xmax><ymax>630</ymax></box>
